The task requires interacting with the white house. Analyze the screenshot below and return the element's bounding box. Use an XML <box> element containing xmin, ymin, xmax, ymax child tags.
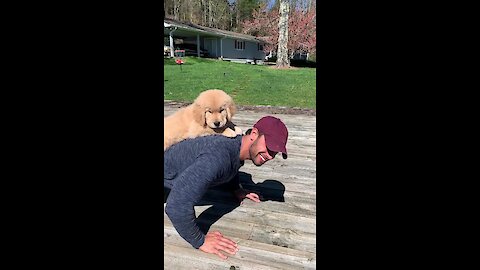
<box><xmin>164</xmin><ymin>18</ymin><xmax>266</xmax><ymax>64</ymax></box>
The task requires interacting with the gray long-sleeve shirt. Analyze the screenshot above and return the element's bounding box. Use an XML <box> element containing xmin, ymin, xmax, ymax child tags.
<box><xmin>164</xmin><ymin>134</ymin><xmax>244</xmax><ymax>248</ymax></box>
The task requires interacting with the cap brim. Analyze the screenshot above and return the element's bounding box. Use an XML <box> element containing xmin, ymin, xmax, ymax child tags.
<box><xmin>266</xmin><ymin>145</ymin><xmax>287</xmax><ymax>159</ymax></box>
<box><xmin>264</xmin><ymin>135</ymin><xmax>287</xmax><ymax>159</ymax></box>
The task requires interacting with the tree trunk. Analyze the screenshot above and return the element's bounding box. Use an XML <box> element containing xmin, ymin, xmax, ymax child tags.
<box><xmin>189</xmin><ymin>1</ymin><xmax>192</xmax><ymax>22</ymax></box>
<box><xmin>204</xmin><ymin>0</ymin><xmax>207</xmax><ymax>25</ymax></box>
<box><xmin>230</xmin><ymin>2</ymin><xmax>234</xmax><ymax>30</ymax></box>
<box><xmin>173</xmin><ymin>0</ymin><xmax>178</xmax><ymax>20</ymax></box>
<box><xmin>209</xmin><ymin>0</ymin><xmax>213</xmax><ymax>27</ymax></box>
<box><xmin>236</xmin><ymin>1</ymin><xmax>240</xmax><ymax>30</ymax></box>
<box><xmin>276</xmin><ymin>0</ymin><xmax>290</xmax><ymax>68</ymax></box>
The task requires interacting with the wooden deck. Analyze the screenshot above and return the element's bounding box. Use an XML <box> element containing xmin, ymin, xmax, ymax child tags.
<box><xmin>164</xmin><ymin>103</ymin><xmax>317</xmax><ymax>270</ymax></box>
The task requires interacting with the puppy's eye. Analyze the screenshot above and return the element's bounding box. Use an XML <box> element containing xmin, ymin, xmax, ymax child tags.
<box><xmin>220</xmin><ymin>109</ymin><xmax>224</xmax><ymax>112</ymax></box>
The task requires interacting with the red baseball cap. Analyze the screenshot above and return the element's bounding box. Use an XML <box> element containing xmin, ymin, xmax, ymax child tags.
<box><xmin>253</xmin><ymin>116</ymin><xmax>288</xmax><ymax>159</ymax></box>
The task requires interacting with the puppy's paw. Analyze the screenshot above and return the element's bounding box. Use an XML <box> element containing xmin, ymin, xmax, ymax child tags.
<box><xmin>233</xmin><ymin>126</ymin><xmax>243</xmax><ymax>135</ymax></box>
<box><xmin>222</xmin><ymin>128</ymin><xmax>238</xmax><ymax>137</ymax></box>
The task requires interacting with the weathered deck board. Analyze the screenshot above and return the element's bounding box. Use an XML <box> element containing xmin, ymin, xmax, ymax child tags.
<box><xmin>164</xmin><ymin>103</ymin><xmax>317</xmax><ymax>269</ymax></box>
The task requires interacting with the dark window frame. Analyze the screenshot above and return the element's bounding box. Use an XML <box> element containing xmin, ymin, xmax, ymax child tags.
<box><xmin>235</xmin><ymin>40</ymin><xmax>245</xmax><ymax>50</ymax></box>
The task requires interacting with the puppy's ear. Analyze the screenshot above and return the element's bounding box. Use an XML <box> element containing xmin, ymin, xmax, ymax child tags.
<box><xmin>192</xmin><ymin>103</ymin><xmax>206</xmax><ymax>126</ymax></box>
<box><xmin>227</xmin><ymin>100</ymin><xmax>237</xmax><ymax>121</ymax></box>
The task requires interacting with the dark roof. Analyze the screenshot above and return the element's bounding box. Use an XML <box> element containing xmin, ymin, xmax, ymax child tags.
<box><xmin>164</xmin><ymin>18</ymin><xmax>265</xmax><ymax>44</ymax></box>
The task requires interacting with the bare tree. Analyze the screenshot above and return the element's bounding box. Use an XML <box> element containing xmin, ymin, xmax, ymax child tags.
<box><xmin>276</xmin><ymin>0</ymin><xmax>290</xmax><ymax>67</ymax></box>
<box><xmin>173</xmin><ymin>0</ymin><xmax>178</xmax><ymax>19</ymax></box>
<box><xmin>164</xmin><ymin>0</ymin><xmax>257</xmax><ymax>32</ymax></box>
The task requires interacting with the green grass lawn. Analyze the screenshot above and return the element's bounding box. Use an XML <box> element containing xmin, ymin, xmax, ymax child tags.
<box><xmin>164</xmin><ymin>57</ymin><xmax>316</xmax><ymax>109</ymax></box>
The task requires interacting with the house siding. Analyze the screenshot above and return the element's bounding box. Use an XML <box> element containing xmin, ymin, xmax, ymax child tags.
<box><xmin>200</xmin><ymin>37</ymin><xmax>265</xmax><ymax>60</ymax></box>
<box><xmin>221</xmin><ymin>38</ymin><xmax>264</xmax><ymax>60</ymax></box>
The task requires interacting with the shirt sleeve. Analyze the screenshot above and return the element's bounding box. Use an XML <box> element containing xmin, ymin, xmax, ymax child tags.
<box><xmin>164</xmin><ymin>153</ymin><xmax>223</xmax><ymax>249</ymax></box>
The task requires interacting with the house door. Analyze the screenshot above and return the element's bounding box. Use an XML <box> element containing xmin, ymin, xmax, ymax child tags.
<box><xmin>205</xmin><ymin>38</ymin><xmax>217</xmax><ymax>57</ymax></box>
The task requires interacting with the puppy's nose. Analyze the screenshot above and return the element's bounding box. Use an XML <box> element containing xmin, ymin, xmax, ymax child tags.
<box><xmin>214</xmin><ymin>121</ymin><xmax>220</xmax><ymax>127</ymax></box>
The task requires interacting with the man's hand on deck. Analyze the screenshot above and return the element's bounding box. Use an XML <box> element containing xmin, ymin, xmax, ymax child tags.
<box><xmin>234</xmin><ymin>188</ymin><xmax>261</xmax><ymax>204</ymax></box>
<box><xmin>199</xmin><ymin>231</ymin><xmax>239</xmax><ymax>259</ymax></box>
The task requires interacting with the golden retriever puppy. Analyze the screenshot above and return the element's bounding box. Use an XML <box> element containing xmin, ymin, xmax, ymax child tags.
<box><xmin>164</xmin><ymin>89</ymin><xmax>242</xmax><ymax>150</ymax></box>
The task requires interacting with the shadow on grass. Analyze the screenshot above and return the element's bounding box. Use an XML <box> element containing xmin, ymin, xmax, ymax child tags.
<box><xmin>290</xmin><ymin>59</ymin><xmax>317</xmax><ymax>68</ymax></box>
<box><xmin>264</xmin><ymin>59</ymin><xmax>317</xmax><ymax>68</ymax></box>
<box><xmin>164</xmin><ymin>57</ymin><xmax>219</xmax><ymax>65</ymax></box>
<box><xmin>163</xmin><ymin>171</ymin><xmax>285</xmax><ymax>234</ymax></box>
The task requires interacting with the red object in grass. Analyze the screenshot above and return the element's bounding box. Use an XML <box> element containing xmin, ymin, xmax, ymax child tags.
<box><xmin>175</xmin><ymin>59</ymin><xmax>184</xmax><ymax>65</ymax></box>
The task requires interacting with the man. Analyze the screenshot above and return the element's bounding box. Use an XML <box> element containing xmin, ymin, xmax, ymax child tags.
<box><xmin>164</xmin><ymin>116</ymin><xmax>288</xmax><ymax>259</ymax></box>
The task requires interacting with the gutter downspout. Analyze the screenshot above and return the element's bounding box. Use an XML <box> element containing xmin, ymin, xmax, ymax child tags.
<box><xmin>169</xmin><ymin>27</ymin><xmax>177</xmax><ymax>57</ymax></box>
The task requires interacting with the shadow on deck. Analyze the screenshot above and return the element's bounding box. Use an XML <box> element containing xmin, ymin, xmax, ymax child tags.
<box><xmin>164</xmin><ymin>172</ymin><xmax>286</xmax><ymax>235</ymax></box>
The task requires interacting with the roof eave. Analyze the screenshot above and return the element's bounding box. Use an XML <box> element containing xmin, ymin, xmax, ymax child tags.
<box><xmin>164</xmin><ymin>19</ymin><xmax>264</xmax><ymax>43</ymax></box>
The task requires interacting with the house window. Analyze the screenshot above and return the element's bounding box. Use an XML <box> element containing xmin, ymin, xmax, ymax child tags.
<box><xmin>235</xmin><ymin>40</ymin><xmax>245</xmax><ymax>50</ymax></box>
<box><xmin>258</xmin><ymin>43</ymin><xmax>263</xmax><ymax>51</ymax></box>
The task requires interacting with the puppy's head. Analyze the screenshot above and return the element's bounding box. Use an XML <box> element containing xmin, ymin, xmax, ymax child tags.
<box><xmin>192</xmin><ymin>89</ymin><xmax>236</xmax><ymax>129</ymax></box>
